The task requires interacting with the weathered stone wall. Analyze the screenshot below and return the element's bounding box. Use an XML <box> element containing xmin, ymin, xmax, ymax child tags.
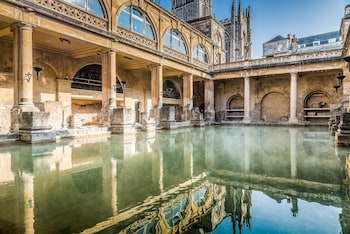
<box><xmin>0</xmin><ymin>40</ymin><xmax>13</xmax><ymax>72</ymax></box>
<box><xmin>214</xmin><ymin>71</ymin><xmax>340</xmax><ymax>124</ymax></box>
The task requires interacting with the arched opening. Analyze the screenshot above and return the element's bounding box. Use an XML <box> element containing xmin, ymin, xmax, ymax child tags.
<box><xmin>226</xmin><ymin>95</ymin><xmax>244</xmax><ymax>120</ymax></box>
<box><xmin>72</xmin><ymin>64</ymin><xmax>102</xmax><ymax>91</ymax></box>
<box><xmin>303</xmin><ymin>91</ymin><xmax>332</xmax><ymax>125</ymax></box>
<box><xmin>261</xmin><ymin>92</ymin><xmax>289</xmax><ymax>123</ymax></box>
<box><xmin>70</xmin><ymin>64</ymin><xmax>118</xmax><ymax>126</ymax></box>
<box><xmin>163</xmin><ymin>80</ymin><xmax>181</xmax><ymax>99</ymax></box>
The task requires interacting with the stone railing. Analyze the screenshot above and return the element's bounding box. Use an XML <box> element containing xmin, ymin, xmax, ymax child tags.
<box><xmin>30</xmin><ymin>0</ymin><xmax>108</xmax><ymax>30</ymax></box>
<box><xmin>193</xmin><ymin>59</ymin><xmax>209</xmax><ymax>70</ymax></box>
<box><xmin>163</xmin><ymin>47</ymin><xmax>190</xmax><ymax>63</ymax></box>
<box><xmin>213</xmin><ymin>49</ymin><xmax>343</xmax><ymax>72</ymax></box>
<box><xmin>116</xmin><ymin>28</ymin><xmax>157</xmax><ymax>50</ymax></box>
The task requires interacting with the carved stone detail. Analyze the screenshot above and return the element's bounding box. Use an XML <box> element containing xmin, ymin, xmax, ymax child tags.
<box><xmin>33</xmin><ymin>0</ymin><xmax>107</xmax><ymax>30</ymax></box>
<box><xmin>116</xmin><ymin>28</ymin><xmax>157</xmax><ymax>50</ymax></box>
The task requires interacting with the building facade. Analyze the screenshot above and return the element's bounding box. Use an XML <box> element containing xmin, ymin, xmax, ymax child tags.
<box><xmin>263</xmin><ymin>31</ymin><xmax>342</xmax><ymax>57</ymax></box>
<box><xmin>0</xmin><ymin>0</ymin><xmax>349</xmax><ymax>144</ymax></box>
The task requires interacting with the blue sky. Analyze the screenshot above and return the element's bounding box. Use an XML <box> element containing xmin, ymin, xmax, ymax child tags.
<box><xmin>159</xmin><ymin>0</ymin><xmax>348</xmax><ymax>58</ymax></box>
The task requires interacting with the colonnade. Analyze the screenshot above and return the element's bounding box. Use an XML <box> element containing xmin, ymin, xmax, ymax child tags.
<box><xmin>240</xmin><ymin>72</ymin><xmax>299</xmax><ymax>124</ymax></box>
<box><xmin>9</xmin><ymin>20</ymin><xmax>215</xmax><ymax>132</ymax></box>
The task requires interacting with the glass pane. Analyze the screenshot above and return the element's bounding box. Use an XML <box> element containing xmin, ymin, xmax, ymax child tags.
<box><xmin>172</xmin><ymin>35</ymin><xmax>179</xmax><ymax>49</ymax></box>
<box><xmin>132</xmin><ymin>17</ymin><xmax>143</xmax><ymax>34</ymax></box>
<box><xmin>145</xmin><ymin>22</ymin><xmax>154</xmax><ymax>40</ymax></box>
<box><xmin>87</xmin><ymin>0</ymin><xmax>104</xmax><ymax>18</ymax></box>
<box><xmin>193</xmin><ymin>46</ymin><xmax>198</xmax><ymax>59</ymax></box>
<box><xmin>118</xmin><ymin>7</ymin><xmax>131</xmax><ymax>29</ymax></box>
<box><xmin>132</xmin><ymin>8</ymin><xmax>143</xmax><ymax>18</ymax></box>
<box><xmin>164</xmin><ymin>30</ymin><xmax>171</xmax><ymax>47</ymax></box>
<box><xmin>65</xmin><ymin>0</ymin><xmax>85</xmax><ymax>9</ymax></box>
<box><xmin>179</xmin><ymin>40</ymin><xmax>186</xmax><ymax>54</ymax></box>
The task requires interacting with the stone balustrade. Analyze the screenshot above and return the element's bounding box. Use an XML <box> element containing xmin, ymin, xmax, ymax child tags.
<box><xmin>213</xmin><ymin>49</ymin><xmax>343</xmax><ymax>72</ymax></box>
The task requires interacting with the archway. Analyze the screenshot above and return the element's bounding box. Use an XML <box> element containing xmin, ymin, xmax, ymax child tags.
<box><xmin>303</xmin><ymin>91</ymin><xmax>332</xmax><ymax>124</ymax></box>
<box><xmin>226</xmin><ymin>95</ymin><xmax>244</xmax><ymax>120</ymax></box>
<box><xmin>261</xmin><ymin>92</ymin><xmax>289</xmax><ymax>123</ymax></box>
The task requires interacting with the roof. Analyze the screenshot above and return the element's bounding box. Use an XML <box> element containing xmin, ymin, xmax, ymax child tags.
<box><xmin>264</xmin><ymin>35</ymin><xmax>286</xmax><ymax>44</ymax></box>
<box><xmin>298</xmin><ymin>31</ymin><xmax>340</xmax><ymax>44</ymax></box>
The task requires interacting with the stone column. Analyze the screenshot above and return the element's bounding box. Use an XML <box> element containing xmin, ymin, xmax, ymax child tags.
<box><xmin>17</xmin><ymin>23</ymin><xmax>36</xmax><ymax>111</ymax></box>
<box><xmin>101</xmin><ymin>50</ymin><xmax>117</xmax><ymax>126</ymax></box>
<box><xmin>23</xmin><ymin>172</ymin><xmax>34</xmax><ymax>233</ymax></box>
<box><xmin>204</xmin><ymin>80</ymin><xmax>215</xmax><ymax>122</ymax></box>
<box><xmin>289</xmin><ymin>128</ymin><xmax>298</xmax><ymax>178</ymax></box>
<box><xmin>150</xmin><ymin>64</ymin><xmax>163</xmax><ymax>124</ymax></box>
<box><xmin>56</xmin><ymin>79</ymin><xmax>72</xmax><ymax>128</ymax></box>
<box><xmin>108</xmin><ymin>50</ymin><xmax>117</xmax><ymax>109</ymax></box>
<box><xmin>182</xmin><ymin>73</ymin><xmax>193</xmax><ymax>121</ymax></box>
<box><xmin>289</xmin><ymin>72</ymin><xmax>299</xmax><ymax>124</ymax></box>
<box><xmin>243</xmin><ymin>76</ymin><xmax>251</xmax><ymax>123</ymax></box>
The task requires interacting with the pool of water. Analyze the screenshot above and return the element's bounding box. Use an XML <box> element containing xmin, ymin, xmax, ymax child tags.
<box><xmin>0</xmin><ymin>125</ymin><xmax>349</xmax><ymax>233</ymax></box>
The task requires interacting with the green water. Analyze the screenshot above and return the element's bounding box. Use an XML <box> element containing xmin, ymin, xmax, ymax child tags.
<box><xmin>0</xmin><ymin>126</ymin><xmax>348</xmax><ymax>233</ymax></box>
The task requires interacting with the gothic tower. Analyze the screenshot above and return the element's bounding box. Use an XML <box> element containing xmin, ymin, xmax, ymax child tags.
<box><xmin>171</xmin><ymin>0</ymin><xmax>226</xmax><ymax>65</ymax></box>
<box><xmin>222</xmin><ymin>0</ymin><xmax>252</xmax><ymax>62</ymax></box>
<box><xmin>172</xmin><ymin>0</ymin><xmax>212</xmax><ymax>22</ymax></box>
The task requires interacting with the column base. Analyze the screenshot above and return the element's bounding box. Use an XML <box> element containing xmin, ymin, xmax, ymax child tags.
<box><xmin>242</xmin><ymin>117</ymin><xmax>251</xmax><ymax>124</ymax></box>
<box><xmin>289</xmin><ymin>117</ymin><xmax>299</xmax><ymax>124</ymax></box>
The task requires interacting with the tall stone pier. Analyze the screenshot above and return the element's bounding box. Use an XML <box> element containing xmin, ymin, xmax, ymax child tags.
<box><xmin>335</xmin><ymin>112</ymin><xmax>350</xmax><ymax>145</ymax></box>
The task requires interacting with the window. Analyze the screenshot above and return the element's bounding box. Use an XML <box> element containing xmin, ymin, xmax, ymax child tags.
<box><xmin>328</xmin><ymin>38</ymin><xmax>336</xmax><ymax>43</ymax></box>
<box><xmin>277</xmin><ymin>43</ymin><xmax>283</xmax><ymax>52</ymax></box>
<box><xmin>64</xmin><ymin>0</ymin><xmax>105</xmax><ymax>18</ymax></box>
<box><xmin>298</xmin><ymin>44</ymin><xmax>306</xmax><ymax>49</ymax></box>
<box><xmin>193</xmin><ymin>44</ymin><xmax>208</xmax><ymax>63</ymax></box>
<box><xmin>313</xmin><ymin>41</ymin><xmax>320</xmax><ymax>46</ymax></box>
<box><xmin>164</xmin><ymin>29</ymin><xmax>187</xmax><ymax>54</ymax></box>
<box><xmin>118</xmin><ymin>6</ymin><xmax>155</xmax><ymax>40</ymax></box>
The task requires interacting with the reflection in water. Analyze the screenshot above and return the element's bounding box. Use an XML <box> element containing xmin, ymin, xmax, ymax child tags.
<box><xmin>0</xmin><ymin>126</ymin><xmax>348</xmax><ymax>233</ymax></box>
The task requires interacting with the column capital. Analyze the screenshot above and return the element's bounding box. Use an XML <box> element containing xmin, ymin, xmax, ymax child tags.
<box><xmin>147</xmin><ymin>63</ymin><xmax>162</xmax><ymax>71</ymax></box>
<box><xmin>11</xmin><ymin>22</ymin><xmax>33</xmax><ymax>31</ymax></box>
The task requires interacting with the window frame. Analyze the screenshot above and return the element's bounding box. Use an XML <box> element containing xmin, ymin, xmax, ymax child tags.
<box><xmin>164</xmin><ymin>29</ymin><xmax>188</xmax><ymax>54</ymax></box>
<box><xmin>117</xmin><ymin>6</ymin><xmax>155</xmax><ymax>40</ymax></box>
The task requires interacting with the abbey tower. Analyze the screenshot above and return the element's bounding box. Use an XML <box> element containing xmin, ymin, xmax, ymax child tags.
<box><xmin>171</xmin><ymin>0</ymin><xmax>252</xmax><ymax>62</ymax></box>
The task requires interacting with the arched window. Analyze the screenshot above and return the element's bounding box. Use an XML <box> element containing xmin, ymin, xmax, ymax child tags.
<box><xmin>72</xmin><ymin>64</ymin><xmax>102</xmax><ymax>91</ymax></box>
<box><xmin>164</xmin><ymin>29</ymin><xmax>187</xmax><ymax>54</ymax></box>
<box><xmin>163</xmin><ymin>80</ymin><xmax>181</xmax><ymax>99</ymax></box>
<box><xmin>64</xmin><ymin>0</ymin><xmax>105</xmax><ymax>18</ymax></box>
<box><xmin>193</xmin><ymin>44</ymin><xmax>208</xmax><ymax>63</ymax></box>
<box><xmin>118</xmin><ymin>6</ymin><xmax>155</xmax><ymax>40</ymax></box>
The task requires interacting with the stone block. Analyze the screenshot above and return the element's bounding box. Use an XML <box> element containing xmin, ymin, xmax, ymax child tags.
<box><xmin>160</xmin><ymin>106</ymin><xmax>176</xmax><ymax>122</ymax></box>
<box><xmin>20</xmin><ymin>112</ymin><xmax>51</xmax><ymax>131</ymax></box>
<box><xmin>111</xmin><ymin>108</ymin><xmax>135</xmax><ymax>134</ymax></box>
<box><xmin>19</xmin><ymin>111</ymin><xmax>55</xmax><ymax>143</ymax></box>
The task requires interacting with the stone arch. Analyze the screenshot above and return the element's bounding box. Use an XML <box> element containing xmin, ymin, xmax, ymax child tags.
<box><xmin>72</xmin><ymin>64</ymin><xmax>102</xmax><ymax>91</ymax></box>
<box><xmin>163</xmin><ymin>79</ymin><xmax>181</xmax><ymax>99</ymax></box>
<box><xmin>304</xmin><ymin>91</ymin><xmax>332</xmax><ymax>108</ymax></box>
<box><xmin>227</xmin><ymin>95</ymin><xmax>244</xmax><ymax>109</ymax></box>
<box><xmin>32</xmin><ymin>62</ymin><xmax>58</xmax><ymax>103</ymax></box>
<box><xmin>260</xmin><ymin>92</ymin><xmax>289</xmax><ymax>123</ymax></box>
